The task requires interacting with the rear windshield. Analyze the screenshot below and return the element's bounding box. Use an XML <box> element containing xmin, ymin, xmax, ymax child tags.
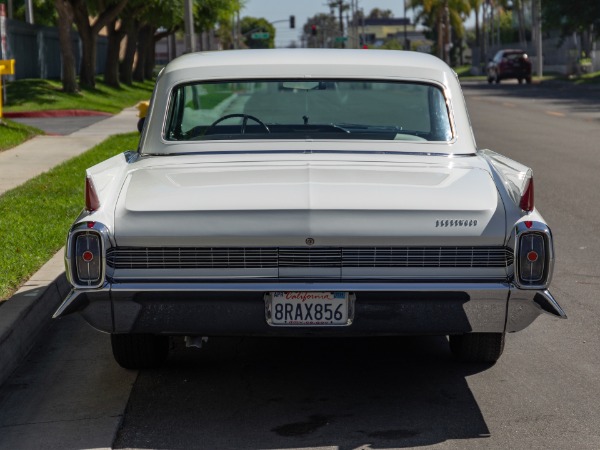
<box><xmin>164</xmin><ymin>79</ymin><xmax>453</xmax><ymax>142</ymax></box>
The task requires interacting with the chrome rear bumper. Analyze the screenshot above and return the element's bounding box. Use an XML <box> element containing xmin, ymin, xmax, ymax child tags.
<box><xmin>53</xmin><ymin>281</ymin><xmax>565</xmax><ymax>336</ymax></box>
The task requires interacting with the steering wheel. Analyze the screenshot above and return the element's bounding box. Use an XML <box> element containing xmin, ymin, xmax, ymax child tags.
<box><xmin>204</xmin><ymin>113</ymin><xmax>270</xmax><ymax>135</ymax></box>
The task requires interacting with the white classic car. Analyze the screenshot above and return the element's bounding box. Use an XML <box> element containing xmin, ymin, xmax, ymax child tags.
<box><xmin>54</xmin><ymin>49</ymin><xmax>565</xmax><ymax>369</ymax></box>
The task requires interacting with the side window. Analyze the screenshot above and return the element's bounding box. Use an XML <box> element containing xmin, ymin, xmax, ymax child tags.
<box><xmin>166</xmin><ymin>88</ymin><xmax>186</xmax><ymax>140</ymax></box>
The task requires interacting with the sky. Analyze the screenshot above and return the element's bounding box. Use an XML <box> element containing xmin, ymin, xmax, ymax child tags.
<box><xmin>241</xmin><ymin>0</ymin><xmax>416</xmax><ymax>48</ymax></box>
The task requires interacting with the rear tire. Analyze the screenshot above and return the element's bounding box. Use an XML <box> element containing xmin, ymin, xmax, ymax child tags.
<box><xmin>449</xmin><ymin>332</ymin><xmax>505</xmax><ymax>363</ymax></box>
<box><xmin>111</xmin><ymin>334</ymin><xmax>170</xmax><ymax>369</ymax></box>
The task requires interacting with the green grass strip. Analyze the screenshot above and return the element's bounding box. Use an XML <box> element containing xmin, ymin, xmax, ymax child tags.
<box><xmin>0</xmin><ymin>132</ymin><xmax>139</xmax><ymax>301</ymax></box>
<box><xmin>0</xmin><ymin>119</ymin><xmax>44</xmax><ymax>152</ymax></box>
<box><xmin>5</xmin><ymin>78</ymin><xmax>155</xmax><ymax>114</ymax></box>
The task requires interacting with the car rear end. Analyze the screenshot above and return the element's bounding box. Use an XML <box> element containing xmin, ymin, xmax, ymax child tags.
<box><xmin>499</xmin><ymin>50</ymin><xmax>532</xmax><ymax>83</ymax></box>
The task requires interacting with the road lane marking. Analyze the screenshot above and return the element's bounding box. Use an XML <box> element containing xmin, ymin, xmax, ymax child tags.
<box><xmin>545</xmin><ymin>111</ymin><xmax>566</xmax><ymax>117</ymax></box>
<box><xmin>502</xmin><ymin>102</ymin><xmax>516</xmax><ymax>107</ymax></box>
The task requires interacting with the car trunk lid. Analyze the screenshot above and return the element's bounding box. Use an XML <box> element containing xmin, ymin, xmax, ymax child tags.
<box><xmin>114</xmin><ymin>160</ymin><xmax>506</xmax><ymax>247</ymax></box>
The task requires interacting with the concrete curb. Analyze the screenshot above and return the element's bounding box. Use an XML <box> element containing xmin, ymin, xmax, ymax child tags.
<box><xmin>0</xmin><ymin>251</ymin><xmax>70</xmax><ymax>388</ymax></box>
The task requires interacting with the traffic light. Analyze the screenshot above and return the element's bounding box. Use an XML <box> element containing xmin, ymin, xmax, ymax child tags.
<box><xmin>289</xmin><ymin>15</ymin><xmax>295</xmax><ymax>29</ymax></box>
<box><xmin>311</xmin><ymin>24</ymin><xmax>317</xmax><ymax>36</ymax></box>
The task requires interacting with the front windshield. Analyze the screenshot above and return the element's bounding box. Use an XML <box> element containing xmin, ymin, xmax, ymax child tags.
<box><xmin>165</xmin><ymin>79</ymin><xmax>453</xmax><ymax>142</ymax></box>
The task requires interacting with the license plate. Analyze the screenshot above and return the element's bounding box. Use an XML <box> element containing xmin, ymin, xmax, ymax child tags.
<box><xmin>266</xmin><ymin>292</ymin><xmax>352</xmax><ymax>326</ymax></box>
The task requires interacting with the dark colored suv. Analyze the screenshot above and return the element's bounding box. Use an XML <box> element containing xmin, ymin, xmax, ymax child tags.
<box><xmin>487</xmin><ymin>49</ymin><xmax>532</xmax><ymax>84</ymax></box>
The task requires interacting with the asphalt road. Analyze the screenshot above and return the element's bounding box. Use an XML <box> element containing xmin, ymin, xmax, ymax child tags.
<box><xmin>0</xmin><ymin>81</ymin><xmax>599</xmax><ymax>450</ymax></box>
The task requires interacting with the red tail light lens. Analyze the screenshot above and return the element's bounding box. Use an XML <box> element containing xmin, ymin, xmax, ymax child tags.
<box><xmin>519</xmin><ymin>177</ymin><xmax>534</xmax><ymax>212</ymax></box>
<box><xmin>85</xmin><ymin>177</ymin><xmax>100</xmax><ymax>212</ymax></box>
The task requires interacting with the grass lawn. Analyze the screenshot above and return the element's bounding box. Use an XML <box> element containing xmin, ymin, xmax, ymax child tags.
<box><xmin>4</xmin><ymin>78</ymin><xmax>156</xmax><ymax>114</ymax></box>
<box><xmin>0</xmin><ymin>132</ymin><xmax>139</xmax><ymax>302</ymax></box>
<box><xmin>0</xmin><ymin>119</ymin><xmax>44</xmax><ymax>152</ymax></box>
<box><xmin>572</xmin><ymin>70</ymin><xmax>600</xmax><ymax>84</ymax></box>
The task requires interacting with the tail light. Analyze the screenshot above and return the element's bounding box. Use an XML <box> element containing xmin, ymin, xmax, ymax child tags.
<box><xmin>75</xmin><ymin>232</ymin><xmax>102</xmax><ymax>285</ymax></box>
<box><xmin>85</xmin><ymin>177</ymin><xmax>100</xmax><ymax>212</ymax></box>
<box><xmin>67</xmin><ymin>222</ymin><xmax>107</xmax><ymax>288</ymax></box>
<box><xmin>514</xmin><ymin>222</ymin><xmax>553</xmax><ymax>289</ymax></box>
<box><xmin>518</xmin><ymin>233</ymin><xmax>546</xmax><ymax>284</ymax></box>
<box><xmin>519</xmin><ymin>177</ymin><xmax>534</xmax><ymax>212</ymax></box>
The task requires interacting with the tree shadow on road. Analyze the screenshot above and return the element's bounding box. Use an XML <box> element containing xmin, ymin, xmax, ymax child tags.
<box><xmin>462</xmin><ymin>80</ymin><xmax>600</xmax><ymax>117</ymax></box>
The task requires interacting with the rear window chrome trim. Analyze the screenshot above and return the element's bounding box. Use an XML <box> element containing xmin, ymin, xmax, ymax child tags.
<box><xmin>141</xmin><ymin>150</ymin><xmax>477</xmax><ymax>158</ymax></box>
<box><xmin>159</xmin><ymin>77</ymin><xmax>456</xmax><ymax>145</ymax></box>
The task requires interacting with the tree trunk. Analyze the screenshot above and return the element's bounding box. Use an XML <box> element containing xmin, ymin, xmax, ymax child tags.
<box><xmin>120</xmin><ymin>21</ymin><xmax>138</xmax><ymax>85</ymax></box>
<box><xmin>133</xmin><ymin>24</ymin><xmax>151</xmax><ymax>82</ymax></box>
<box><xmin>437</xmin><ymin>9</ymin><xmax>443</xmax><ymax>60</ymax></box>
<box><xmin>517</xmin><ymin>0</ymin><xmax>526</xmax><ymax>48</ymax></box>
<box><xmin>104</xmin><ymin>19</ymin><xmax>127</xmax><ymax>88</ymax></box>
<box><xmin>54</xmin><ymin>0</ymin><xmax>78</xmax><ymax>93</ymax></box>
<box><xmin>71</xmin><ymin>0</ymin><xmax>96</xmax><ymax>88</ymax></box>
<box><xmin>145</xmin><ymin>30</ymin><xmax>157</xmax><ymax>80</ymax></box>
<box><xmin>443</xmin><ymin>0</ymin><xmax>450</xmax><ymax>64</ymax></box>
<box><xmin>78</xmin><ymin>32</ymin><xmax>97</xmax><ymax>88</ymax></box>
<box><xmin>474</xmin><ymin>6</ymin><xmax>480</xmax><ymax>48</ymax></box>
<box><xmin>69</xmin><ymin>0</ymin><xmax>129</xmax><ymax>89</ymax></box>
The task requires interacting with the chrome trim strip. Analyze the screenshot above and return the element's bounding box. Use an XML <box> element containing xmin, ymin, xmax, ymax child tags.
<box><xmin>536</xmin><ymin>290</ymin><xmax>567</xmax><ymax>319</ymax></box>
<box><xmin>106</xmin><ymin>246</ymin><xmax>513</xmax><ymax>270</ymax></box>
<box><xmin>149</xmin><ymin>150</ymin><xmax>478</xmax><ymax>158</ymax></box>
<box><xmin>97</xmin><ymin>281</ymin><xmax>513</xmax><ymax>292</ymax></box>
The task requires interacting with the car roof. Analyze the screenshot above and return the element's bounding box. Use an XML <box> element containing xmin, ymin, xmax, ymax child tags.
<box><xmin>499</xmin><ymin>49</ymin><xmax>527</xmax><ymax>54</ymax></box>
<box><xmin>161</xmin><ymin>49</ymin><xmax>455</xmax><ymax>86</ymax></box>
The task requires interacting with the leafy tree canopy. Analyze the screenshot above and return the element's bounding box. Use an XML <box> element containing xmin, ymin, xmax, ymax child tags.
<box><xmin>368</xmin><ymin>8</ymin><xmax>394</xmax><ymax>19</ymax></box>
<box><xmin>543</xmin><ymin>0</ymin><xmax>600</xmax><ymax>37</ymax></box>
<box><xmin>241</xmin><ymin>16</ymin><xmax>275</xmax><ymax>49</ymax></box>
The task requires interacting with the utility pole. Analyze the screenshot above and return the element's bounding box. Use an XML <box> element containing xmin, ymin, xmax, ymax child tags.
<box><xmin>534</xmin><ymin>0</ymin><xmax>543</xmax><ymax>78</ymax></box>
<box><xmin>183</xmin><ymin>0</ymin><xmax>196</xmax><ymax>53</ymax></box>
<box><xmin>24</xmin><ymin>0</ymin><xmax>33</xmax><ymax>24</ymax></box>
<box><xmin>403</xmin><ymin>0</ymin><xmax>408</xmax><ymax>50</ymax></box>
<box><xmin>328</xmin><ymin>0</ymin><xmax>348</xmax><ymax>48</ymax></box>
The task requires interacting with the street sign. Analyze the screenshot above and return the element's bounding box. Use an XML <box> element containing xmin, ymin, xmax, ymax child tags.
<box><xmin>251</xmin><ymin>32</ymin><xmax>270</xmax><ymax>40</ymax></box>
<box><xmin>0</xmin><ymin>59</ymin><xmax>15</xmax><ymax>75</ymax></box>
<box><xmin>334</xmin><ymin>36</ymin><xmax>348</xmax><ymax>43</ymax></box>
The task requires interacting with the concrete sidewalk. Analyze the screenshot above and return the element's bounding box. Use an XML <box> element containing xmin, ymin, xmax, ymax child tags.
<box><xmin>0</xmin><ymin>107</ymin><xmax>139</xmax><ymax>387</ymax></box>
<box><xmin>0</xmin><ymin>107</ymin><xmax>138</xmax><ymax>196</ymax></box>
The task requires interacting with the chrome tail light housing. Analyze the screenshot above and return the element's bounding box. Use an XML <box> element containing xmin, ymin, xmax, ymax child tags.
<box><xmin>66</xmin><ymin>222</ymin><xmax>109</xmax><ymax>288</ymax></box>
<box><xmin>513</xmin><ymin>221</ymin><xmax>554</xmax><ymax>289</ymax></box>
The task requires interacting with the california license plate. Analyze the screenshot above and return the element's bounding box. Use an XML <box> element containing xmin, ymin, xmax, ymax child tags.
<box><xmin>266</xmin><ymin>292</ymin><xmax>352</xmax><ymax>326</ymax></box>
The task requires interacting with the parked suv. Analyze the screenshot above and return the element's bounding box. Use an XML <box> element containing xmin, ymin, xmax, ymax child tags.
<box><xmin>487</xmin><ymin>49</ymin><xmax>532</xmax><ymax>84</ymax></box>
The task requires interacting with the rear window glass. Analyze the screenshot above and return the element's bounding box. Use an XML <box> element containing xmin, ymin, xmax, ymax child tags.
<box><xmin>164</xmin><ymin>79</ymin><xmax>453</xmax><ymax>142</ymax></box>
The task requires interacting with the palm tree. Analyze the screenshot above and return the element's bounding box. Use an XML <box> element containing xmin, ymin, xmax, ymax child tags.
<box><xmin>468</xmin><ymin>0</ymin><xmax>483</xmax><ymax>48</ymax></box>
<box><xmin>408</xmin><ymin>0</ymin><xmax>470</xmax><ymax>63</ymax></box>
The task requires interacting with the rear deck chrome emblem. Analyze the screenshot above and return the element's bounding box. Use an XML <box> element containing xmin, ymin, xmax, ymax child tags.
<box><xmin>436</xmin><ymin>219</ymin><xmax>478</xmax><ymax>227</ymax></box>
<box><xmin>305</xmin><ymin>238</ymin><xmax>315</xmax><ymax>246</ymax></box>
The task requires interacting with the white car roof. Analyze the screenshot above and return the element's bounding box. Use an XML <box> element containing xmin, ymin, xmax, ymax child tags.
<box><xmin>162</xmin><ymin>49</ymin><xmax>452</xmax><ymax>84</ymax></box>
